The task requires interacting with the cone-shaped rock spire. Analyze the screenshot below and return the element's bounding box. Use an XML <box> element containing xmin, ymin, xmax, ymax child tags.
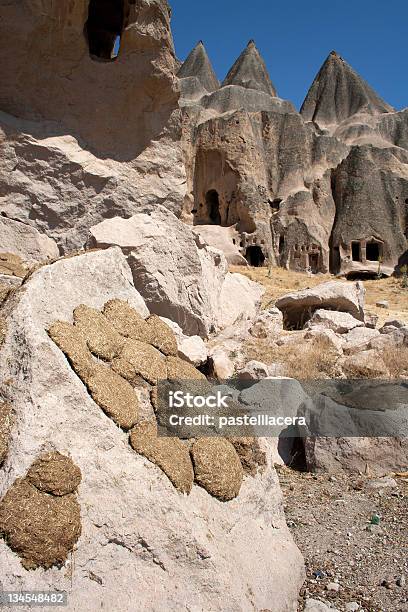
<box><xmin>222</xmin><ymin>40</ymin><xmax>277</xmax><ymax>97</ymax></box>
<box><xmin>300</xmin><ymin>51</ymin><xmax>394</xmax><ymax>126</ymax></box>
<box><xmin>178</xmin><ymin>41</ymin><xmax>220</xmax><ymax>93</ymax></box>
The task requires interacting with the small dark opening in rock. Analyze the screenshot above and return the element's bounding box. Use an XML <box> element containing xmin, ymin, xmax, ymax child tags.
<box><xmin>205</xmin><ymin>190</ymin><xmax>221</xmax><ymax>224</ymax></box>
<box><xmin>279</xmin><ymin>235</ymin><xmax>285</xmax><ymax>255</ymax></box>
<box><xmin>346</xmin><ymin>270</ymin><xmax>386</xmax><ymax>281</ymax></box>
<box><xmin>366</xmin><ymin>241</ymin><xmax>381</xmax><ymax>262</ymax></box>
<box><xmin>245</xmin><ymin>246</ymin><xmax>265</xmax><ymax>267</ymax></box>
<box><xmin>308</xmin><ymin>253</ymin><xmax>319</xmax><ymax>274</ymax></box>
<box><xmin>270</xmin><ymin>198</ymin><xmax>282</xmax><ymax>213</ymax></box>
<box><xmin>85</xmin><ymin>0</ymin><xmax>125</xmax><ymax>62</ymax></box>
<box><xmin>278</xmin><ymin>431</ymin><xmax>308</xmax><ymax>472</ymax></box>
<box><xmin>351</xmin><ymin>241</ymin><xmax>361</xmax><ymax>262</ymax></box>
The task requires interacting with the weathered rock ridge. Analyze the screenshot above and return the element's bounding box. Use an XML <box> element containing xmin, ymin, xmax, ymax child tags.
<box><xmin>179</xmin><ymin>44</ymin><xmax>407</xmax><ymax>277</ymax></box>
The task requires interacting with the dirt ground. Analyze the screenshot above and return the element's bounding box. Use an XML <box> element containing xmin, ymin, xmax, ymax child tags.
<box><xmin>277</xmin><ymin>466</ymin><xmax>408</xmax><ymax>612</ymax></box>
<box><xmin>231</xmin><ymin>266</ymin><xmax>408</xmax><ymax>327</ymax></box>
<box><xmin>233</xmin><ymin>265</ymin><xmax>408</xmax><ymax>611</ymax></box>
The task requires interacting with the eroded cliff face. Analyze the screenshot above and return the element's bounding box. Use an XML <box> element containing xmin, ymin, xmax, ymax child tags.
<box><xmin>179</xmin><ymin>44</ymin><xmax>408</xmax><ymax>276</ymax></box>
<box><xmin>0</xmin><ymin>0</ymin><xmax>186</xmax><ymax>250</ymax></box>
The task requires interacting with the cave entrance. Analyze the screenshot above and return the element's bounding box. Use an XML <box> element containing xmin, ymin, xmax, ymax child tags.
<box><xmin>205</xmin><ymin>190</ymin><xmax>221</xmax><ymax>224</ymax></box>
<box><xmin>351</xmin><ymin>241</ymin><xmax>361</xmax><ymax>262</ymax></box>
<box><xmin>245</xmin><ymin>246</ymin><xmax>265</xmax><ymax>267</ymax></box>
<box><xmin>366</xmin><ymin>240</ymin><xmax>382</xmax><ymax>262</ymax></box>
<box><xmin>86</xmin><ymin>0</ymin><xmax>126</xmax><ymax>61</ymax></box>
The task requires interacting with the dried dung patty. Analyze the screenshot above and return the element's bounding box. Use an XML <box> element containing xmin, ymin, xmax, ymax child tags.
<box><xmin>145</xmin><ymin>315</ymin><xmax>178</xmax><ymax>356</ymax></box>
<box><xmin>191</xmin><ymin>438</ymin><xmax>243</xmax><ymax>501</ymax></box>
<box><xmin>103</xmin><ymin>299</ymin><xmax>152</xmax><ymax>343</ymax></box>
<box><xmin>27</xmin><ymin>452</ymin><xmax>82</xmax><ymax>496</ymax></box>
<box><xmin>112</xmin><ymin>339</ymin><xmax>167</xmax><ymax>385</ymax></box>
<box><xmin>0</xmin><ymin>479</ymin><xmax>81</xmax><ymax>570</ymax></box>
<box><xmin>73</xmin><ymin>304</ymin><xmax>124</xmax><ymax>361</ymax></box>
<box><xmin>130</xmin><ymin>421</ymin><xmax>194</xmax><ymax>494</ymax></box>
<box><xmin>166</xmin><ymin>355</ymin><xmax>207</xmax><ymax>381</ymax></box>
<box><xmin>86</xmin><ymin>365</ymin><xmax>139</xmax><ymax>430</ymax></box>
<box><xmin>48</xmin><ymin>321</ymin><xmax>96</xmax><ymax>381</ymax></box>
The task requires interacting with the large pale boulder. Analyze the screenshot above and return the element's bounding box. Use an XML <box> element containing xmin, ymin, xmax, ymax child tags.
<box><xmin>0</xmin><ymin>217</ymin><xmax>59</xmax><ymax>263</ymax></box>
<box><xmin>275</xmin><ymin>281</ymin><xmax>365</xmax><ymax>329</ymax></box>
<box><xmin>89</xmin><ymin>208</ymin><xmax>263</xmax><ymax>337</ymax></box>
<box><xmin>0</xmin><ymin>250</ymin><xmax>305</xmax><ymax>611</ymax></box>
<box><xmin>249</xmin><ymin>307</ymin><xmax>284</xmax><ymax>338</ymax></box>
<box><xmin>305</xmin><ymin>436</ymin><xmax>408</xmax><ymax>477</ymax></box>
<box><xmin>217</xmin><ymin>272</ymin><xmax>264</xmax><ymax>330</ymax></box>
<box><xmin>301</xmin><ymin>391</ymin><xmax>408</xmax><ymax>475</ymax></box>
<box><xmin>343</xmin><ymin>327</ymin><xmax>380</xmax><ymax>355</ymax></box>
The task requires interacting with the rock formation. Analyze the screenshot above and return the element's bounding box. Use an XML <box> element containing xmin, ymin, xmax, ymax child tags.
<box><xmin>0</xmin><ymin>4</ymin><xmax>407</xmax><ymax>609</ymax></box>
<box><xmin>0</xmin><ymin>0</ymin><xmax>186</xmax><ymax>250</ymax></box>
<box><xmin>178</xmin><ymin>45</ymin><xmax>407</xmax><ymax>277</ymax></box>
<box><xmin>0</xmin><ymin>249</ymin><xmax>304</xmax><ymax>610</ymax></box>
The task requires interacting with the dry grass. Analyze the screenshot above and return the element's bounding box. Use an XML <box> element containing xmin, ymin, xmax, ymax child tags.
<box><xmin>232</xmin><ymin>266</ymin><xmax>408</xmax><ymax>326</ymax></box>
<box><xmin>381</xmin><ymin>345</ymin><xmax>408</xmax><ymax>379</ymax></box>
<box><xmin>244</xmin><ymin>335</ymin><xmax>342</xmax><ymax>380</ymax></box>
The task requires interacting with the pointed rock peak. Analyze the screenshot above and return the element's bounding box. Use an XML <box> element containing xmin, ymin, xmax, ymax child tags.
<box><xmin>177</xmin><ymin>41</ymin><xmax>220</xmax><ymax>93</ymax></box>
<box><xmin>300</xmin><ymin>51</ymin><xmax>394</xmax><ymax>126</ymax></box>
<box><xmin>222</xmin><ymin>41</ymin><xmax>277</xmax><ymax>97</ymax></box>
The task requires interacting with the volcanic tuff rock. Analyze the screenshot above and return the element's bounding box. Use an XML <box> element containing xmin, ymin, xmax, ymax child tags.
<box><xmin>88</xmin><ymin>206</ymin><xmax>264</xmax><ymax>337</ymax></box>
<box><xmin>178</xmin><ymin>40</ymin><xmax>220</xmax><ymax>94</ymax></box>
<box><xmin>0</xmin><ymin>249</ymin><xmax>305</xmax><ymax>611</ymax></box>
<box><xmin>179</xmin><ymin>42</ymin><xmax>407</xmax><ymax>277</ymax></box>
<box><xmin>300</xmin><ymin>51</ymin><xmax>394</xmax><ymax>128</ymax></box>
<box><xmin>222</xmin><ymin>40</ymin><xmax>277</xmax><ymax>97</ymax></box>
<box><xmin>0</xmin><ymin>0</ymin><xmax>186</xmax><ymax>251</ymax></box>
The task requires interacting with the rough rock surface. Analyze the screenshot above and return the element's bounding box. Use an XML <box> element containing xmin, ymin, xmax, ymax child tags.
<box><xmin>178</xmin><ymin>41</ymin><xmax>220</xmax><ymax>94</ymax></box>
<box><xmin>0</xmin><ymin>0</ymin><xmax>186</xmax><ymax>250</ymax></box>
<box><xmin>222</xmin><ymin>40</ymin><xmax>277</xmax><ymax>97</ymax></box>
<box><xmin>0</xmin><ymin>217</ymin><xmax>59</xmax><ymax>263</ymax></box>
<box><xmin>306</xmin><ymin>309</ymin><xmax>364</xmax><ymax>334</ymax></box>
<box><xmin>275</xmin><ymin>281</ymin><xmax>366</xmax><ymax>329</ymax></box>
<box><xmin>89</xmin><ymin>207</ymin><xmax>263</xmax><ymax>336</ymax></box>
<box><xmin>0</xmin><ymin>249</ymin><xmax>305</xmax><ymax>610</ymax></box>
<box><xmin>300</xmin><ymin>51</ymin><xmax>394</xmax><ymax>128</ymax></box>
<box><xmin>305</xmin><ymin>436</ymin><xmax>408</xmax><ymax>477</ymax></box>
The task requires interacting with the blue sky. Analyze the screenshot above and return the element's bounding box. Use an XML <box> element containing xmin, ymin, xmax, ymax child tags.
<box><xmin>170</xmin><ymin>0</ymin><xmax>407</xmax><ymax>111</ymax></box>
